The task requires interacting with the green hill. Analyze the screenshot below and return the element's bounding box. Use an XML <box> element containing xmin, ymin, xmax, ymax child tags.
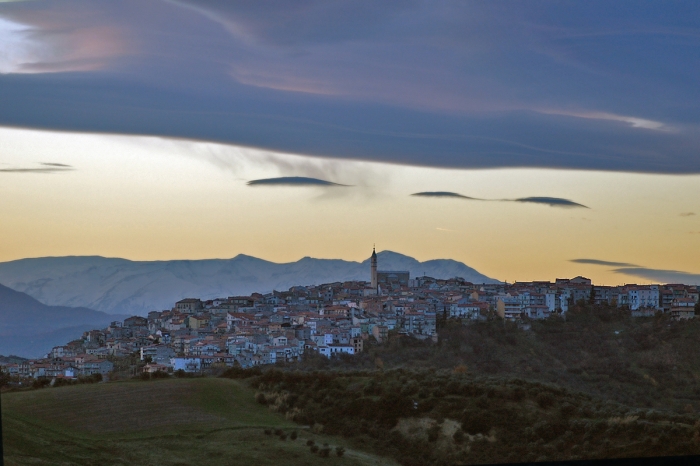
<box><xmin>1</xmin><ymin>378</ymin><xmax>397</xmax><ymax>466</ymax></box>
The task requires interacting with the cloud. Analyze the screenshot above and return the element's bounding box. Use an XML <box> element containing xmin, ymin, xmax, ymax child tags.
<box><xmin>411</xmin><ymin>191</ymin><xmax>479</xmax><ymax>200</ymax></box>
<box><xmin>570</xmin><ymin>259</ymin><xmax>639</xmax><ymax>267</ymax></box>
<box><xmin>412</xmin><ymin>192</ymin><xmax>587</xmax><ymax>208</ymax></box>
<box><xmin>680</xmin><ymin>212</ymin><xmax>695</xmax><ymax>217</ymax></box>
<box><xmin>0</xmin><ymin>12</ymin><xmax>128</xmax><ymax>75</ymax></box>
<box><xmin>538</xmin><ymin>110</ymin><xmax>673</xmax><ymax>132</ymax></box>
<box><xmin>612</xmin><ymin>267</ymin><xmax>700</xmax><ymax>286</ymax></box>
<box><xmin>513</xmin><ymin>197</ymin><xmax>588</xmax><ymax>209</ymax></box>
<box><xmin>572</xmin><ymin>258</ymin><xmax>700</xmax><ymax>284</ymax></box>
<box><xmin>0</xmin><ymin>162</ymin><xmax>74</xmax><ymax>173</ymax></box>
<box><xmin>1</xmin><ymin>1</ymin><xmax>700</xmax><ymax>172</ymax></box>
<box><xmin>247</xmin><ymin>176</ymin><xmax>349</xmax><ymax>187</ymax></box>
<box><xmin>0</xmin><ymin>167</ymin><xmax>73</xmax><ymax>173</ymax></box>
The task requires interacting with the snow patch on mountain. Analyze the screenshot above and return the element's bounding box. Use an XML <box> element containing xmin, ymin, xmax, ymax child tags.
<box><xmin>0</xmin><ymin>251</ymin><xmax>499</xmax><ymax>316</ymax></box>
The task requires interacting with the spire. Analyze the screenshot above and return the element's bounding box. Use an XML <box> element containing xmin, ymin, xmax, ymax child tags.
<box><xmin>371</xmin><ymin>244</ymin><xmax>378</xmax><ymax>291</ymax></box>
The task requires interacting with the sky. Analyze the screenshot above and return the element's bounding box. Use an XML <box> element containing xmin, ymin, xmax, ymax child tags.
<box><xmin>0</xmin><ymin>0</ymin><xmax>699</xmax><ymax>285</ymax></box>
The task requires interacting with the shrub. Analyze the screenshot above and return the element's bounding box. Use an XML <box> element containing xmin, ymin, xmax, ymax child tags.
<box><xmin>0</xmin><ymin>369</ymin><xmax>11</xmax><ymax>388</ymax></box>
<box><xmin>264</xmin><ymin>429</ymin><xmax>272</xmax><ymax>435</ymax></box>
<box><xmin>255</xmin><ymin>392</ymin><xmax>267</xmax><ymax>405</ymax></box>
<box><xmin>306</xmin><ymin>439</ymin><xmax>315</xmax><ymax>446</ymax></box>
<box><xmin>462</xmin><ymin>410</ymin><xmax>492</xmax><ymax>435</ymax></box>
<box><xmin>53</xmin><ymin>377</ymin><xmax>76</xmax><ymax>388</ymax></box>
<box><xmin>290</xmin><ymin>431</ymin><xmax>298</xmax><ymax>440</ymax></box>
<box><xmin>427</xmin><ymin>424</ymin><xmax>441</xmax><ymax>442</ymax></box>
<box><xmin>536</xmin><ymin>392</ymin><xmax>555</xmax><ymax>409</ymax></box>
<box><xmin>310</xmin><ymin>445</ymin><xmax>319</xmax><ymax>453</ymax></box>
<box><xmin>335</xmin><ymin>446</ymin><xmax>345</xmax><ymax>457</ymax></box>
<box><xmin>32</xmin><ymin>378</ymin><xmax>51</xmax><ymax>389</ymax></box>
<box><xmin>319</xmin><ymin>447</ymin><xmax>331</xmax><ymax>457</ymax></box>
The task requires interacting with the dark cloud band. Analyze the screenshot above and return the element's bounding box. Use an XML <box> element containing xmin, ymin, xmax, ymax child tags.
<box><xmin>0</xmin><ymin>1</ymin><xmax>699</xmax><ymax>172</ymax></box>
<box><xmin>570</xmin><ymin>259</ymin><xmax>638</xmax><ymax>267</ymax></box>
<box><xmin>247</xmin><ymin>176</ymin><xmax>349</xmax><ymax>187</ymax></box>
<box><xmin>412</xmin><ymin>192</ymin><xmax>587</xmax><ymax>208</ymax></box>
<box><xmin>411</xmin><ymin>192</ymin><xmax>480</xmax><ymax>200</ymax></box>
<box><xmin>612</xmin><ymin>267</ymin><xmax>700</xmax><ymax>286</ymax></box>
<box><xmin>0</xmin><ymin>167</ymin><xmax>74</xmax><ymax>174</ymax></box>
<box><xmin>513</xmin><ymin>197</ymin><xmax>588</xmax><ymax>208</ymax></box>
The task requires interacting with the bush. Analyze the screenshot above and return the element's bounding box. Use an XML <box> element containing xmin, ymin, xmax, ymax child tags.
<box><xmin>319</xmin><ymin>447</ymin><xmax>331</xmax><ymax>458</ymax></box>
<box><xmin>310</xmin><ymin>445</ymin><xmax>319</xmax><ymax>453</ymax></box>
<box><xmin>255</xmin><ymin>392</ymin><xmax>267</xmax><ymax>405</ymax></box>
<box><xmin>290</xmin><ymin>431</ymin><xmax>298</xmax><ymax>440</ymax></box>
<box><xmin>427</xmin><ymin>424</ymin><xmax>441</xmax><ymax>442</ymax></box>
<box><xmin>0</xmin><ymin>369</ymin><xmax>10</xmax><ymax>388</ymax></box>
<box><xmin>220</xmin><ymin>366</ymin><xmax>263</xmax><ymax>379</ymax></box>
<box><xmin>264</xmin><ymin>429</ymin><xmax>272</xmax><ymax>435</ymax></box>
<box><xmin>335</xmin><ymin>446</ymin><xmax>345</xmax><ymax>457</ymax></box>
<box><xmin>78</xmin><ymin>373</ymin><xmax>103</xmax><ymax>384</ymax></box>
<box><xmin>462</xmin><ymin>410</ymin><xmax>492</xmax><ymax>435</ymax></box>
<box><xmin>32</xmin><ymin>378</ymin><xmax>51</xmax><ymax>389</ymax></box>
<box><xmin>306</xmin><ymin>439</ymin><xmax>315</xmax><ymax>446</ymax></box>
<box><xmin>53</xmin><ymin>377</ymin><xmax>77</xmax><ymax>388</ymax></box>
<box><xmin>536</xmin><ymin>392</ymin><xmax>555</xmax><ymax>409</ymax></box>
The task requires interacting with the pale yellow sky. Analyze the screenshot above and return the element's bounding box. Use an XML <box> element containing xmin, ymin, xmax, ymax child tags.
<box><xmin>1</xmin><ymin>126</ymin><xmax>698</xmax><ymax>285</ymax></box>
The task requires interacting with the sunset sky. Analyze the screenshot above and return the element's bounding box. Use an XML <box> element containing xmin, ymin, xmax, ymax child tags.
<box><xmin>1</xmin><ymin>0</ymin><xmax>699</xmax><ymax>285</ymax></box>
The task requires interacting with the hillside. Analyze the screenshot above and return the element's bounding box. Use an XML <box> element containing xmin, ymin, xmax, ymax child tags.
<box><xmin>294</xmin><ymin>303</ymin><xmax>700</xmax><ymax>415</ymax></box>
<box><xmin>1</xmin><ymin>377</ymin><xmax>397</xmax><ymax>466</ymax></box>
<box><xmin>0</xmin><ymin>283</ymin><xmax>123</xmax><ymax>358</ymax></box>
<box><xmin>241</xmin><ymin>367</ymin><xmax>700</xmax><ymax>465</ymax></box>
<box><xmin>0</xmin><ymin>251</ymin><xmax>498</xmax><ymax>315</ymax></box>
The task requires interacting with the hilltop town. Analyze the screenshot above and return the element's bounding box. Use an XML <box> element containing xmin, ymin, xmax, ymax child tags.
<box><xmin>2</xmin><ymin>248</ymin><xmax>699</xmax><ymax>382</ymax></box>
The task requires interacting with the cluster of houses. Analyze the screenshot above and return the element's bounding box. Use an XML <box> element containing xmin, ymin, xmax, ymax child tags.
<box><xmin>2</xmin><ymin>252</ymin><xmax>698</xmax><ymax>381</ymax></box>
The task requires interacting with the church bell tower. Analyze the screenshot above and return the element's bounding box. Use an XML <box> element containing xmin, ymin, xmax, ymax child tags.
<box><xmin>371</xmin><ymin>246</ymin><xmax>378</xmax><ymax>291</ymax></box>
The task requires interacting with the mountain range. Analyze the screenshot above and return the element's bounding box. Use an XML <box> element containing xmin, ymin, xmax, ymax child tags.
<box><xmin>0</xmin><ymin>284</ymin><xmax>124</xmax><ymax>358</ymax></box>
<box><xmin>0</xmin><ymin>251</ymin><xmax>498</xmax><ymax>316</ymax></box>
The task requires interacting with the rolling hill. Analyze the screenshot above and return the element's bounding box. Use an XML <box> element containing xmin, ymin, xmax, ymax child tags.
<box><xmin>1</xmin><ymin>377</ymin><xmax>396</xmax><ymax>466</ymax></box>
<box><xmin>0</xmin><ymin>283</ymin><xmax>123</xmax><ymax>358</ymax></box>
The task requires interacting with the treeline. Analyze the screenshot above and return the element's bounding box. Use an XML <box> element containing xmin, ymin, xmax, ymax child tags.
<box><xmin>223</xmin><ymin>367</ymin><xmax>700</xmax><ymax>465</ymax></box>
<box><xmin>289</xmin><ymin>303</ymin><xmax>700</xmax><ymax>414</ymax></box>
<box><xmin>29</xmin><ymin>373</ymin><xmax>103</xmax><ymax>389</ymax></box>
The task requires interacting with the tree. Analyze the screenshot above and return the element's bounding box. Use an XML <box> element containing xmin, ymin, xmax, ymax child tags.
<box><xmin>0</xmin><ymin>368</ymin><xmax>10</xmax><ymax>388</ymax></box>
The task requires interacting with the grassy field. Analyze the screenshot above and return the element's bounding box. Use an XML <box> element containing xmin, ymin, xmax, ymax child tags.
<box><xmin>2</xmin><ymin>378</ymin><xmax>398</xmax><ymax>466</ymax></box>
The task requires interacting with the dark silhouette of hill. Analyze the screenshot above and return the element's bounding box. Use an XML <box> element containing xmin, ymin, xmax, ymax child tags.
<box><xmin>0</xmin><ymin>283</ymin><xmax>124</xmax><ymax>357</ymax></box>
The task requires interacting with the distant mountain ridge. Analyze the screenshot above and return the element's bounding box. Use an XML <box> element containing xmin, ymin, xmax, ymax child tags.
<box><xmin>0</xmin><ymin>283</ymin><xmax>124</xmax><ymax>358</ymax></box>
<box><xmin>0</xmin><ymin>251</ymin><xmax>499</xmax><ymax>316</ymax></box>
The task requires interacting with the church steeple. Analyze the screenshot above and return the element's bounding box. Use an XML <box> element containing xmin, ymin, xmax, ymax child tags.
<box><xmin>370</xmin><ymin>245</ymin><xmax>378</xmax><ymax>291</ymax></box>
